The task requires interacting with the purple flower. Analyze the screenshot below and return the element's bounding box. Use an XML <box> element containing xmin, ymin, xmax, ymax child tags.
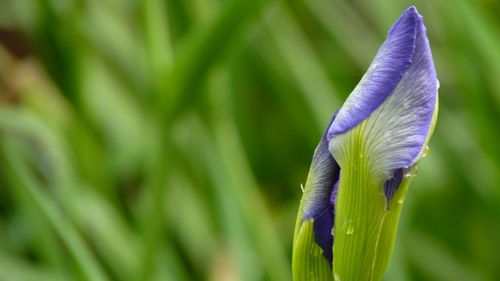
<box><xmin>293</xmin><ymin>6</ymin><xmax>438</xmax><ymax>281</ymax></box>
<box><xmin>328</xmin><ymin>6</ymin><xmax>437</xmax><ymax>182</ymax></box>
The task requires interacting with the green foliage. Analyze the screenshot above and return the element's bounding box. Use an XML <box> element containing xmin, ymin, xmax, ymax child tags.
<box><xmin>0</xmin><ymin>0</ymin><xmax>498</xmax><ymax>280</ymax></box>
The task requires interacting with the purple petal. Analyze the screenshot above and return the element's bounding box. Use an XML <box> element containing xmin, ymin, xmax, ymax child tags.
<box><xmin>303</xmin><ymin>111</ymin><xmax>340</xmax><ymax>220</ymax></box>
<box><xmin>311</xmin><ymin>176</ymin><xmax>339</xmax><ymax>264</ymax></box>
<box><xmin>330</xmin><ymin>180</ymin><xmax>339</xmax><ymax>206</ymax></box>
<box><xmin>302</xmin><ymin>112</ymin><xmax>340</xmax><ymax>264</ymax></box>
<box><xmin>328</xmin><ymin>7</ymin><xmax>437</xmax><ymax>181</ymax></box>
<box><xmin>313</xmin><ymin>206</ymin><xmax>334</xmax><ymax>263</ymax></box>
<box><xmin>383</xmin><ymin>168</ymin><xmax>403</xmax><ymax>205</ymax></box>
<box><xmin>328</xmin><ymin>6</ymin><xmax>418</xmax><ymax>137</ymax></box>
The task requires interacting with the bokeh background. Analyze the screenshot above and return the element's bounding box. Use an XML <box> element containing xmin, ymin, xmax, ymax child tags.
<box><xmin>0</xmin><ymin>0</ymin><xmax>499</xmax><ymax>280</ymax></box>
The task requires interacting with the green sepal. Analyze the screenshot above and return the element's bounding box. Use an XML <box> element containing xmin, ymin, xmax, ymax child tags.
<box><xmin>332</xmin><ymin>91</ymin><xmax>438</xmax><ymax>281</ymax></box>
<box><xmin>331</xmin><ymin>121</ymin><xmax>390</xmax><ymax>281</ymax></box>
<box><xmin>330</xmin><ymin>120</ymin><xmax>414</xmax><ymax>281</ymax></box>
<box><xmin>368</xmin><ymin>174</ymin><xmax>413</xmax><ymax>281</ymax></box>
<box><xmin>292</xmin><ymin>219</ymin><xmax>333</xmax><ymax>281</ymax></box>
<box><xmin>371</xmin><ymin>94</ymin><xmax>438</xmax><ymax>280</ymax></box>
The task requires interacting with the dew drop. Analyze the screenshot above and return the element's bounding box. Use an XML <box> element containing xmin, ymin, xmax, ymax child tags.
<box><xmin>404</xmin><ymin>166</ymin><xmax>418</xmax><ymax>178</ymax></box>
<box><xmin>346</xmin><ymin>225</ymin><xmax>354</xmax><ymax>235</ymax></box>
<box><xmin>334</xmin><ymin>273</ymin><xmax>341</xmax><ymax>281</ymax></box>
<box><xmin>422</xmin><ymin>145</ymin><xmax>430</xmax><ymax>158</ymax></box>
<box><xmin>311</xmin><ymin>248</ymin><xmax>320</xmax><ymax>257</ymax></box>
<box><xmin>403</xmin><ymin>101</ymin><xmax>411</xmax><ymax>109</ymax></box>
<box><xmin>398</xmin><ymin>198</ymin><xmax>405</xmax><ymax>204</ymax></box>
<box><xmin>345</xmin><ymin>219</ymin><xmax>355</xmax><ymax>235</ymax></box>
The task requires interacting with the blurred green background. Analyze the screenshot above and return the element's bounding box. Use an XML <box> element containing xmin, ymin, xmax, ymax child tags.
<box><xmin>0</xmin><ymin>0</ymin><xmax>499</xmax><ymax>280</ymax></box>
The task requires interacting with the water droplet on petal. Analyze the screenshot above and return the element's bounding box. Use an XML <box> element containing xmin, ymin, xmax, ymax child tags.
<box><xmin>403</xmin><ymin>101</ymin><xmax>411</xmax><ymax>109</ymax></box>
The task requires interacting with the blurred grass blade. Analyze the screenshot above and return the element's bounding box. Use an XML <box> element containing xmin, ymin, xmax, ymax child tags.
<box><xmin>408</xmin><ymin>232</ymin><xmax>484</xmax><ymax>281</ymax></box>
<box><xmin>159</xmin><ymin>0</ymin><xmax>271</xmax><ymax>117</ymax></box>
<box><xmin>140</xmin><ymin>0</ymin><xmax>174</xmax><ymax>81</ymax></box>
<box><xmin>208</xmin><ymin>69</ymin><xmax>291</xmax><ymax>280</ymax></box>
<box><xmin>1</xmin><ymin>139</ymin><xmax>109</xmax><ymax>281</ymax></box>
<box><xmin>0</xmin><ymin>253</ymin><xmax>68</xmax><ymax>281</ymax></box>
<box><xmin>265</xmin><ymin>4</ymin><xmax>338</xmax><ymax>126</ymax></box>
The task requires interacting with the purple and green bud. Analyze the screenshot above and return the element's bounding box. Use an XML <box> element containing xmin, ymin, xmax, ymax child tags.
<box><xmin>292</xmin><ymin>6</ymin><xmax>438</xmax><ymax>281</ymax></box>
